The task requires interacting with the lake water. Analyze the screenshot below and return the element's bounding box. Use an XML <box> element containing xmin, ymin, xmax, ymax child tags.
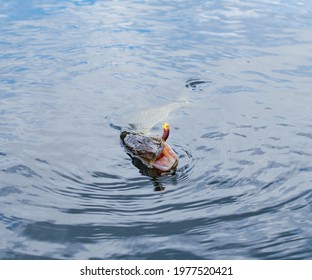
<box><xmin>1</xmin><ymin>0</ymin><xmax>312</xmax><ymax>259</ymax></box>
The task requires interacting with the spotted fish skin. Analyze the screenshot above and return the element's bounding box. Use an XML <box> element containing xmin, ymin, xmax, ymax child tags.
<box><xmin>120</xmin><ymin>131</ymin><xmax>164</xmax><ymax>163</ymax></box>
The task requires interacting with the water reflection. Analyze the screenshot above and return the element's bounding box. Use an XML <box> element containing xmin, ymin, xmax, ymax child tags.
<box><xmin>1</xmin><ymin>0</ymin><xmax>312</xmax><ymax>260</ymax></box>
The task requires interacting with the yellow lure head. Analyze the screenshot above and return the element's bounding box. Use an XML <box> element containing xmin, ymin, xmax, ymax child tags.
<box><xmin>162</xmin><ymin>122</ymin><xmax>170</xmax><ymax>130</ymax></box>
<box><xmin>162</xmin><ymin>122</ymin><xmax>170</xmax><ymax>141</ymax></box>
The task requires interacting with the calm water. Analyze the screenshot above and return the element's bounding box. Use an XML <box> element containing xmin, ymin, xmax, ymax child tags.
<box><xmin>1</xmin><ymin>0</ymin><xmax>312</xmax><ymax>259</ymax></box>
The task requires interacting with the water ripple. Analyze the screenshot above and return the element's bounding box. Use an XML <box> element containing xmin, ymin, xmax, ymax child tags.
<box><xmin>185</xmin><ymin>78</ymin><xmax>211</xmax><ymax>91</ymax></box>
<box><xmin>1</xmin><ymin>0</ymin><xmax>312</xmax><ymax>260</ymax></box>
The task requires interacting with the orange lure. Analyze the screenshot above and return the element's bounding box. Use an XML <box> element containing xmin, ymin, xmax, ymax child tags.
<box><xmin>152</xmin><ymin>122</ymin><xmax>178</xmax><ymax>171</ymax></box>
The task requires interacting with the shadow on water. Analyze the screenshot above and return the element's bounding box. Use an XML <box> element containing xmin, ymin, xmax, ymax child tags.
<box><xmin>125</xmin><ymin>143</ymin><xmax>195</xmax><ymax>192</ymax></box>
<box><xmin>129</xmin><ymin>155</ymin><xmax>177</xmax><ymax>191</ymax></box>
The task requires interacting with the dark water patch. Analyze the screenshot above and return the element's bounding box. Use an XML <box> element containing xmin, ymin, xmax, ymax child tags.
<box><xmin>261</xmin><ymin>181</ymin><xmax>279</xmax><ymax>190</ymax></box>
<box><xmin>115</xmin><ymin>249</ymin><xmax>204</xmax><ymax>260</ymax></box>
<box><xmin>266</xmin><ymin>161</ymin><xmax>289</xmax><ymax>169</ymax></box>
<box><xmin>22</xmin><ymin>221</ymin><xmax>97</xmax><ymax>244</ymax></box>
<box><xmin>297</xmin><ymin>132</ymin><xmax>312</xmax><ymax>139</ymax></box>
<box><xmin>233</xmin><ymin>132</ymin><xmax>247</xmax><ymax>138</ymax></box>
<box><xmin>262</xmin><ymin>144</ymin><xmax>290</xmax><ymax>150</ymax></box>
<box><xmin>201</xmin><ymin>131</ymin><xmax>228</xmax><ymax>139</ymax></box>
<box><xmin>0</xmin><ymin>186</ymin><xmax>22</xmax><ymax>196</ymax></box>
<box><xmin>196</xmin><ymin>145</ymin><xmax>215</xmax><ymax>152</ymax></box>
<box><xmin>0</xmin><ymin>213</ymin><xmax>25</xmax><ymax>231</ymax></box>
<box><xmin>90</xmin><ymin>178</ymin><xmax>149</xmax><ymax>191</ymax></box>
<box><xmin>169</xmin><ymin>145</ymin><xmax>196</xmax><ymax>186</ymax></box>
<box><xmin>52</xmin><ymin>169</ymin><xmax>84</xmax><ymax>184</ymax></box>
<box><xmin>234</xmin><ymin>159</ymin><xmax>254</xmax><ymax>166</ymax></box>
<box><xmin>218</xmin><ymin>86</ymin><xmax>257</xmax><ymax>94</ymax></box>
<box><xmin>185</xmin><ymin>78</ymin><xmax>211</xmax><ymax>91</ymax></box>
<box><xmin>268</xmin><ymin>136</ymin><xmax>281</xmax><ymax>141</ymax></box>
<box><xmin>91</xmin><ymin>171</ymin><xmax>121</xmax><ymax>180</ymax></box>
<box><xmin>274</xmin><ymin>66</ymin><xmax>312</xmax><ymax>77</ymax></box>
<box><xmin>250</xmin><ymin>230</ymin><xmax>308</xmax><ymax>260</ymax></box>
<box><xmin>276</xmin><ymin>123</ymin><xmax>295</xmax><ymax>127</ymax></box>
<box><xmin>35</xmin><ymin>158</ymin><xmax>49</xmax><ymax>164</ymax></box>
<box><xmin>299</xmin><ymin>166</ymin><xmax>312</xmax><ymax>172</ymax></box>
<box><xmin>253</xmin><ymin>126</ymin><xmax>266</xmax><ymax>131</ymax></box>
<box><xmin>238</xmin><ymin>124</ymin><xmax>252</xmax><ymax>128</ymax></box>
<box><xmin>236</xmin><ymin>148</ymin><xmax>265</xmax><ymax>156</ymax></box>
<box><xmin>2</xmin><ymin>164</ymin><xmax>41</xmax><ymax>178</ymax></box>
<box><xmin>242</xmin><ymin>70</ymin><xmax>291</xmax><ymax>83</ymax></box>
<box><xmin>291</xmin><ymin>150</ymin><xmax>311</xmax><ymax>157</ymax></box>
<box><xmin>0</xmin><ymin>250</ymin><xmax>55</xmax><ymax>260</ymax></box>
<box><xmin>109</xmin><ymin>122</ymin><xmax>122</xmax><ymax>131</ymax></box>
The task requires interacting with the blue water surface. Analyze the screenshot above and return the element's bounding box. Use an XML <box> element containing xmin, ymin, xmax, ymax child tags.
<box><xmin>0</xmin><ymin>0</ymin><xmax>312</xmax><ymax>259</ymax></box>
